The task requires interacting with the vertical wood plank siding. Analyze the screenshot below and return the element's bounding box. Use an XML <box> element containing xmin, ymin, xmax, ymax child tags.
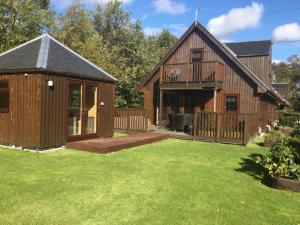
<box><xmin>98</xmin><ymin>82</ymin><xmax>114</xmax><ymax>138</ymax></box>
<box><xmin>0</xmin><ymin>74</ymin><xmax>42</xmax><ymax>147</ymax></box>
<box><xmin>238</xmin><ymin>55</ymin><xmax>272</xmax><ymax>85</ymax></box>
<box><xmin>0</xmin><ymin>73</ymin><xmax>114</xmax><ymax>148</ymax></box>
<box><xmin>142</xmin><ymin>28</ymin><xmax>277</xmax><ymax>125</ymax></box>
<box><xmin>40</xmin><ymin>75</ymin><xmax>67</xmax><ymax>148</ymax></box>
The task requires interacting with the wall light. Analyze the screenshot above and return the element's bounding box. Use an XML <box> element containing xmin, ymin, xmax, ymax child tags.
<box><xmin>48</xmin><ymin>79</ymin><xmax>54</xmax><ymax>87</ymax></box>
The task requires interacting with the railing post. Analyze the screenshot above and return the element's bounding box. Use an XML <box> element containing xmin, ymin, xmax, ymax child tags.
<box><xmin>187</xmin><ymin>63</ymin><xmax>190</xmax><ymax>88</ymax></box>
<box><xmin>193</xmin><ymin>113</ymin><xmax>197</xmax><ymax>140</ymax></box>
<box><xmin>127</xmin><ymin>110</ymin><xmax>130</xmax><ymax>133</ymax></box>
<box><xmin>214</xmin><ymin>112</ymin><xmax>218</xmax><ymax>142</ymax></box>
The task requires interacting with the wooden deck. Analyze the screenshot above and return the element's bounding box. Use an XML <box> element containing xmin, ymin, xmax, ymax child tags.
<box><xmin>66</xmin><ymin>133</ymin><xmax>170</xmax><ymax>154</ymax></box>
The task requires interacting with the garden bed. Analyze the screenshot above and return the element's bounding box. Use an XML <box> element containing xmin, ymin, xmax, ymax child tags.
<box><xmin>272</xmin><ymin>176</ymin><xmax>300</xmax><ymax>192</ymax></box>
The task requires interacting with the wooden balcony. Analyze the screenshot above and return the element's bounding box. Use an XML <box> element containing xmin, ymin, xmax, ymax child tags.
<box><xmin>160</xmin><ymin>61</ymin><xmax>224</xmax><ymax>90</ymax></box>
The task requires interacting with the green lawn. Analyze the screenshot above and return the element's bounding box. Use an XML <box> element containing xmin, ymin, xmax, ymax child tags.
<box><xmin>0</xmin><ymin>140</ymin><xmax>299</xmax><ymax>225</ymax></box>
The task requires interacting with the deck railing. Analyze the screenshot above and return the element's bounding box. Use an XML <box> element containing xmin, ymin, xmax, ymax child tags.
<box><xmin>161</xmin><ymin>61</ymin><xmax>224</xmax><ymax>84</ymax></box>
<box><xmin>193</xmin><ymin>112</ymin><xmax>260</xmax><ymax>144</ymax></box>
<box><xmin>114</xmin><ymin>108</ymin><xmax>149</xmax><ymax>132</ymax></box>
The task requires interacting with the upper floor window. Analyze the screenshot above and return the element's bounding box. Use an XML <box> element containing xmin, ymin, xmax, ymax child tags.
<box><xmin>225</xmin><ymin>95</ymin><xmax>239</xmax><ymax>112</ymax></box>
<box><xmin>0</xmin><ymin>81</ymin><xmax>9</xmax><ymax>113</ymax></box>
<box><xmin>191</xmin><ymin>49</ymin><xmax>203</xmax><ymax>63</ymax></box>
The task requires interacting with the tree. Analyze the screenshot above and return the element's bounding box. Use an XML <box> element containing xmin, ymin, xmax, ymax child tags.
<box><xmin>155</xmin><ymin>28</ymin><xmax>177</xmax><ymax>59</ymax></box>
<box><xmin>0</xmin><ymin>0</ymin><xmax>54</xmax><ymax>52</ymax></box>
<box><xmin>52</xmin><ymin>0</ymin><xmax>113</xmax><ymax>75</ymax></box>
<box><xmin>92</xmin><ymin>2</ymin><xmax>152</xmax><ymax>107</ymax></box>
<box><xmin>273</xmin><ymin>55</ymin><xmax>300</xmax><ymax>112</ymax></box>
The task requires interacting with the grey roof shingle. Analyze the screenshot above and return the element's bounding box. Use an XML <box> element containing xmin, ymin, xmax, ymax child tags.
<box><xmin>0</xmin><ymin>34</ymin><xmax>117</xmax><ymax>82</ymax></box>
<box><xmin>225</xmin><ymin>40</ymin><xmax>271</xmax><ymax>57</ymax></box>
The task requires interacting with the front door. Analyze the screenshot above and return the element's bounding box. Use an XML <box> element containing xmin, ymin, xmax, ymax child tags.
<box><xmin>68</xmin><ymin>81</ymin><xmax>98</xmax><ymax>141</ymax></box>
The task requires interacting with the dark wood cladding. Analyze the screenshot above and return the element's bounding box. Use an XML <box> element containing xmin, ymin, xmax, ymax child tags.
<box><xmin>40</xmin><ymin>75</ymin><xmax>67</xmax><ymax>148</ymax></box>
<box><xmin>0</xmin><ymin>73</ymin><xmax>115</xmax><ymax>149</ymax></box>
<box><xmin>238</xmin><ymin>55</ymin><xmax>272</xmax><ymax>85</ymax></box>
<box><xmin>98</xmin><ymin>82</ymin><xmax>114</xmax><ymax>138</ymax></box>
<box><xmin>0</xmin><ymin>74</ymin><xmax>42</xmax><ymax>148</ymax></box>
<box><xmin>141</xmin><ymin>28</ymin><xmax>277</xmax><ymax>125</ymax></box>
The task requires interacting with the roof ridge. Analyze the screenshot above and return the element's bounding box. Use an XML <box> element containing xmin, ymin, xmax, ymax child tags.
<box><xmin>45</xmin><ymin>34</ymin><xmax>117</xmax><ymax>81</ymax></box>
<box><xmin>225</xmin><ymin>39</ymin><xmax>271</xmax><ymax>44</ymax></box>
<box><xmin>0</xmin><ymin>34</ymin><xmax>46</xmax><ymax>58</ymax></box>
<box><xmin>36</xmin><ymin>35</ymin><xmax>50</xmax><ymax>68</ymax></box>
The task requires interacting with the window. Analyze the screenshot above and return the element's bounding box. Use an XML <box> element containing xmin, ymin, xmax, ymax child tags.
<box><xmin>191</xmin><ymin>49</ymin><xmax>203</xmax><ymax>63</ymax></box>
<box><xmin>225</xmin><ymin>95</ymin><xmax>239</xmax><ymax>112</ymax></box>
<box><xmin>0</xmin><ymin>81</ymin><xmax>9</xmax><ymax>113</ymax></box>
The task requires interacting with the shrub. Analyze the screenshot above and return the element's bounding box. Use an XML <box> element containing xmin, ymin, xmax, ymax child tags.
<box><xmin>263</xmin><ymin>130</ymin><xmax>284</xmax><ymax>147</ymax></box>
<box><xmin>258</xmin><ymin>137</ymin><xmax>300</xmax><ymax>181</ymax></box>
<box><xmin>288</xmin><ymin>136</ymin><xmax>300</xmax><ymax>163</ymax></box>
<box><xmin>279</xmin><ymin>113</ymin><xmax>298</xmax><ymax>128</ymax></box>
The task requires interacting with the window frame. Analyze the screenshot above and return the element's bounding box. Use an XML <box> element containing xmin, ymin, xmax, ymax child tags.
<box><xmin>190</xmin><ymin>48</ymin><xmax>203</xmax><ymax>63</ymax></box>
<box><xmin>0</xmin><ymin>80</ymin><xmax>9</xmax><ymax>113</ymax></box>
<box><xmin>224</xmin><ymin>94</ymin><xmax>239</xmax><ymax>112</ymax></box>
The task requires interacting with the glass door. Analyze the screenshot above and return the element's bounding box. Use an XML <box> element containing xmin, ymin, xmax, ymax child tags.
<box><xmin>68</xmin><ymin>81</ymin><xmax>98</xmax><ymax>140</ymax></box>
<box><xmin>85</xmin><ymin>84</ymin><xmax>97</xmax><ymax>135</ymax></box>
<box><xmin>68</xmin><ymin>82</ymin><xmax>83</xmax><ymax>138</ymax></box>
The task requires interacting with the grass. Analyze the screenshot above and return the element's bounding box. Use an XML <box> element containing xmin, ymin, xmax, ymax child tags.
<box><xmin>0</xmin><ymin>140</ymin><xmax>299</xmax><ymax>225</ymax></box>
<box><xmin>113</xmin><ymin>131</ymin><xmax>130</xmax><ymax>137</ymax></box>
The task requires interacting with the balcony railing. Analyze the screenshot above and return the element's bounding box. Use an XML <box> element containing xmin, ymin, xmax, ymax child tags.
<box><xmin>160</xmin><ymin>61</ymin><xmax>224</xmax><ymax>89</ymax></box>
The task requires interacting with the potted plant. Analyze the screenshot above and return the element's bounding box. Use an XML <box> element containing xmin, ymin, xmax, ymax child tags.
<box><xmin>257</xmin><ymin>137</ymin><xmax>300</xmax><ymax>192</ymax></box>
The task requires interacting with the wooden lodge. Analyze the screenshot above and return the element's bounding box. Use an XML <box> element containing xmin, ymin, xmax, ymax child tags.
<box><xmin>137</xmin><ymin>22</ymin><xmax>289</xmax><ymax>144</ymax></box>
<box><xmin>0</xmin><ymin>34</ymin><xmax>116</xmax><ymax>149</ymax></box>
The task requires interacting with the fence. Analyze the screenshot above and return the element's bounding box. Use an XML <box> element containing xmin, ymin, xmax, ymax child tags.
<box><xmin>193</xmin><ymin>112</ymin><xmax>260</xmax><ymax>144</ymax></box>
<box><xmin>114</xmin><ymin>108</ymin><xmax>149</xmax><ymax>132</ymax></box>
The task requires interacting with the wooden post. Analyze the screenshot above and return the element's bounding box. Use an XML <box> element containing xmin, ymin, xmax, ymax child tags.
<box><xmin>187</xmin><ymin>63</ymin><xmax>190</xmax><ymax>88</ymax></box>
<box><xmin>214</xmin><ymin>112</ymin><xmax>218</xmax><ymax>142</ymax></box>
<box><xmin>193</xmin><ymin>113</ymin><xmax>197</xmax><ymax>140</ymax></box>
<box><xmin>159</xmin><ymin>89</ymin><xmax>163</xmax><ymax>127</ymax></box>
<box><xmin>213</xmin><ymin>89</ymin><xmax>217</xmax><ymax>113</ymax></box>
<box><xmin>127</xmin><ymin>110</ymin><xmax>130</xmax><ymax>133</ymax></box>
<box><xmin>159</xmin><ymin>66</ymin><xmax>163</xmax><ymax>128</ymax></box>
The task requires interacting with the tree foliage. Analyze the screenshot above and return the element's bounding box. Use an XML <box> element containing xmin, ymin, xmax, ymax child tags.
<box><xmin>0</xmin><ymin>0</ymin><xmax>54</xmax><ymax>52</ymax></box>
<box><xmin>273</xmin><ymin>55</ymin><xmax>300</xmax><ymax>112</ymax></box>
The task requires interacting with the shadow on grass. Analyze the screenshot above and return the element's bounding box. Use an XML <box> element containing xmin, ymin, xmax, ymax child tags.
<box><xmin>235</xmin><ymin>153</ymin><xmax>272</xmax><ymax>187</ymax></box>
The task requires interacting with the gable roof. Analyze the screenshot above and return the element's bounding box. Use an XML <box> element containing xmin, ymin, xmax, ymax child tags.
<box><xmin>0</xmin><ymin>34</ymin><xmax>117</xmax><ymax>82</ymax></box>
<box><xmin>138</xmin><ymin>21</ymin><xmax>287</xmax><ymax>104</ymax></box>
<box><xmin>225</xmin><ymin>40</ymin><xmax>271</xmax><ymax>57</ymax></box>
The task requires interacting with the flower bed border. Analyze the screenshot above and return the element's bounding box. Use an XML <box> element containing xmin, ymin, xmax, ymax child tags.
<box><xmin>271</xmin><ymin>176</ymin><xmax>300</xmax><ymax>192</ymax></box>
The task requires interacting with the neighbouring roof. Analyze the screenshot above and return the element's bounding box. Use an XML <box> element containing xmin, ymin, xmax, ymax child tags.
<box><xmin>0</xmin><ymin>34</ymin><xmax>117</xmax><ymax>82</ymax></box>
<box><xmin>225</xmin><ymin>40</ymin><xmax>271</xmax><ymax>57</ymax></box>
<box><xmin>138</xmin><ymin>21</ymin><xmax>288</xmax><ymax>105</ymax></box>
<box><xmin>271</xmin><ymin>83</ymin><xmax>289</xmax><ymax>89</ymax></box>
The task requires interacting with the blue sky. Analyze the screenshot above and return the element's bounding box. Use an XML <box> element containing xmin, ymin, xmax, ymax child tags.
<box><xmin>51</xmin><ymin>0</ymin><xmax>300</xmax><ymax>62</ymax></box>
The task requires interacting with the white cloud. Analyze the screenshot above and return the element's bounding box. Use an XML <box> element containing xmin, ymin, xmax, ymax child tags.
<box><xmin>143</xmin><ymin>23</ymin><xmax>188</xmax><ymax>37</ymax></box>
<box><xmin>207</xmin><ymin>2</ymin><xmax>264</xmax><ymax>38</ymax></box>
<box><xmin>168</xmin><ymin>23</ymin><xmax>188</xmax><ymax>36</ymax></box>
<box><xmin>152</xmin><ymin>0</ymin><xmax>187</xmax><ymax>15</ymax></box>
<box><xmin>220</xmin><ymin>39</ymin><xmax>234</xmax><ymax>43</ymax></box>
<box><xmin>144</xmin><ymin>27</ymin><xmax>162</xmax><ymax>36</ymax></box>
<box><xmin>272</xmin><ymin>23</ymin><xmax>300</xmax><ymax>41</ymax></box>
<box><xmin>272</xmin><ymin>59</ymin><xmax>286</xmax><ymax>64</ymax></box>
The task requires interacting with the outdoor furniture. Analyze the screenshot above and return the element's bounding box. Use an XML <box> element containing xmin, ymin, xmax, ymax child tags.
<box><xmin>184</xmin><ymin>113</ymin><xmax>193</xmax><ymax>132</ymax></box>
<box><xmin>168</xmin><ymin>113</ymin><xmax>176</xmax><ymax>131</ymax></box>
<box><xmin>175</xmin><ymin>114</ymin><xmax>185</xmax><ymax>131</ymax></box>
<box><xmin>169</xmin><ymin>113</ymin><xmax>194</xmax><ymax>132</ymax></box>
